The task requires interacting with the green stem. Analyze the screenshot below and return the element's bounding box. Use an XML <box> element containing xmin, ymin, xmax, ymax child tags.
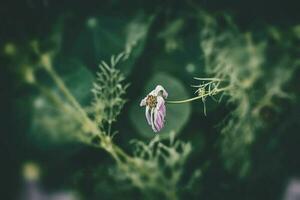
<box><xmin>39</xmin><ymin>54</ymin><xmax>134</xmax><ymax>163</ymax></box>
<box><xmin>166</xmin><ymin>87</ymin><xmax>230</xmax><ymax>104</ymax></box>
<box><xmin>47</xmin><ymin>67</ymin><xmax>89</xmax><ymax>121</ymax></box>
<box><xmin>41</xmin><ymin>54</ymin><xmax>99</xmax><ymax>136</ymax></box>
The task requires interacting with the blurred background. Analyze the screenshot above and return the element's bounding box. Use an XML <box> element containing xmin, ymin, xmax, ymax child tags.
<box><xmin>1</xmin><ymin>0</ymin><xmax>300</xmax><ymax>199</ymax></box>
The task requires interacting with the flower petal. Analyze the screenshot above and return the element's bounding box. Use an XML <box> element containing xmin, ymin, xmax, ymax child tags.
<box><xmin>154</xmin><ymin>85</ymin><xmax>168</xmax><ymax>99</ymax></box>
<box><xmin>150</xmin><ymin>108</ymin><xmax>157</xmax><ymax>132</ymax></box>
<box><xmin>159</xmin><ymin>101</ymin><xmax>166</xmax><ymax>116</ymax></box>
<box><xmin>157</xmin><ymin>96</ymin><xmax>166</xmax><ymax>116</ymax></box>
<box><xmin>140</xmin><ymin>97</ymin><xmax>147</xmax><ymax>106</ymax></box>
<box><xmin>154</xmin><ymin>96</ymin><xmax>166</xmax><ymax>131</ymax></box>
<box><xmin>156</xmin><ymin>96</ymin><xmax>164</xmax><ymax>107</ymax></box>
<box><xmin>154</xmin><ymin>109</ymin><xmax>163</xmax><ymax>131</ymax></box>
<box><xmin>145</xmin><ymin>106</ymin><xmax>151</xmax><ymax>125</ymax></box>
<box><xmin>153</xmin><ymin>108</ymin><xmax>160</xmax><ymax>130</ymax></box>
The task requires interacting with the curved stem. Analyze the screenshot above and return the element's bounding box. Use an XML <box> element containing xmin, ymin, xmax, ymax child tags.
<box><xmin>166</xmin><ymin>87</ymin><xmax>230</xmax><ymax>104</ymax></box>
<box><xmin>39</xmin><ymin>54</ymin><xmax>133</xmax><ymax>161</ymax></box>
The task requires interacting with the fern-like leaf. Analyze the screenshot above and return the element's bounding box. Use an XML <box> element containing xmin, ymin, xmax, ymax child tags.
<box><xmin>91</xmin><ymin>53</ymin><xmax>129</xmax><ymax>135</ymax></box>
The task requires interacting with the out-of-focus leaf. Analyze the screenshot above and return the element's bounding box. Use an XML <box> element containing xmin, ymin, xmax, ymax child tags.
<box><xmin>55</xmin><ymin>58</ymin><xmax>94</xmax><ymax>105</ymax></box>
<box><xmin>130</xmin><ymin>73</ymin><xmax>191</xmax><ymax>138</ymax></box>
<box><xmin>30</xmin><ymin>59</ymin><xmax>94</xmax><ymax>151</ymax></box>
<box><xmin>70</xmin><ymin>14</ymin><xmax>153</xmax><ymax>75</ymax></box>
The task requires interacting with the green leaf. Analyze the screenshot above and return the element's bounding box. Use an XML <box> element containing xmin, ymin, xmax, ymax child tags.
<box><xmin>56</xmin><ymin>58</ymin><xmax>94</xmax><ymax>105</ymax></box>
<box><xmin>70</xmin><ymin>14</ymin><xmax>153</xmax><ymax>75</ymax></box>
<box><xmin>130</xmin><ymin>73</ymin><xmax>191</xmax><ymax>138</ymax></box>
<box><xmin>30</xmin><ymin>59</ymin><xmax>94</xmax><ymax>151</ymax></box>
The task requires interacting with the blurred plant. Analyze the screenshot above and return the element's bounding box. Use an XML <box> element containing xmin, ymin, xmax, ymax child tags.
<box><xmin>20</xmin><ymin>162</ymin><xmax>79</xmax><ymax>200</ymax></box>
<box><xmin>7</xmin><ymin>38</ymin><xmax>194</xmax><ymax>199</ymax></box>
<box><xmin>114</xmin><ymin>132</ymin><xmax>192</xmax><ymax>199</ymax></box>
<box><xmin>90</xmin><ymin>53</ymin><xmax>129</xmax><ymax>136</ymax></box>
<box><xmin>283</xmin><ymin>178</ymin><xmax>300</xmax><ymax>200</ymax></box>
<box><xmin>5</xmin><ymin>6</ymin><xmax>300</xmax><ymax>199</ymax></box>
<box><xmin>198</xmin><ymin>11</ymin><xmax>300</xmax><ymax>176</ymax></box>
<box><xmin>158</xmin><ymin>18</ymin><xmax>185</xmax><ymax>53</ymax></box>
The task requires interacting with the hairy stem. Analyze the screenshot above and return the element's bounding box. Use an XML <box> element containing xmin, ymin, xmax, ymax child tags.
<box><xmin>166</xmin><ymin>87</ymin><xmax>230</xmax><ymax>104</ymax></box>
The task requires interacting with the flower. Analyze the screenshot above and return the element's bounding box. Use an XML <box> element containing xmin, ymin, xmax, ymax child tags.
<box><xmin>140</xmin><ymin>85</ymin><xmax>168</xmax><ymax>132</ymax></box>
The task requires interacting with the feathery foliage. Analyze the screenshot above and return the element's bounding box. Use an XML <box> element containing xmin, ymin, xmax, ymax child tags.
<box><xmin>91</xmin><ymin>53</ymin><xmax>129</xmax><ymax>135</ymax></box>
<box><xmin>199</xmin><ymin>11</ymin><xmax>300</xmax><ymax>176</ymax></box>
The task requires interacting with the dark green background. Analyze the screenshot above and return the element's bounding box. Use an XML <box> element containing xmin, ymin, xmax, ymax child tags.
<box><xmin>1</xmin><ymin>0</ymin><xmax>300</xmax><ymax>200</ymax></box>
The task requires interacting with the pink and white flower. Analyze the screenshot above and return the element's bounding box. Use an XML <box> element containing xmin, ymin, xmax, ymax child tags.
<box><xmin>140</xmin><ymin>85</ymin><xmax>168</xmax><ymax>132</ymax></box>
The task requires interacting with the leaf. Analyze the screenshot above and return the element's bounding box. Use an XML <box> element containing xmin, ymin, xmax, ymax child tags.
<box><xmin>29</xmin><ymin>59</ymin><xmax>94</xmax><ymax>151</ymax></box>
<box><xmin>70</xmin><ymin>14</ymin><xmax>153</xmax><ymax>75</ymax></box>
<box><xmin>130</xmin><ymin>73</ymin><xmax>191</xmax><ymax>138</ymax></box>
<box><xmin>55</xmin><ymin>58</ymin><xmax>94</xmax><ymax>105</ymax></box>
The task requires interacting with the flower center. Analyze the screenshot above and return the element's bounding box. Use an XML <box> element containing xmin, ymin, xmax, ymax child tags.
<box><xmin>146</xmin><ymin>95</ymin><xmax>157</xmax><ymax>108</ymax></box>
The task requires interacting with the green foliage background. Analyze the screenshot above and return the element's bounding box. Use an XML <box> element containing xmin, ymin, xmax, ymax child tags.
<box><xmin>1</xmin><ymin>0</ymin><xmax>300</xmax><ymax>200</ymax></box>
